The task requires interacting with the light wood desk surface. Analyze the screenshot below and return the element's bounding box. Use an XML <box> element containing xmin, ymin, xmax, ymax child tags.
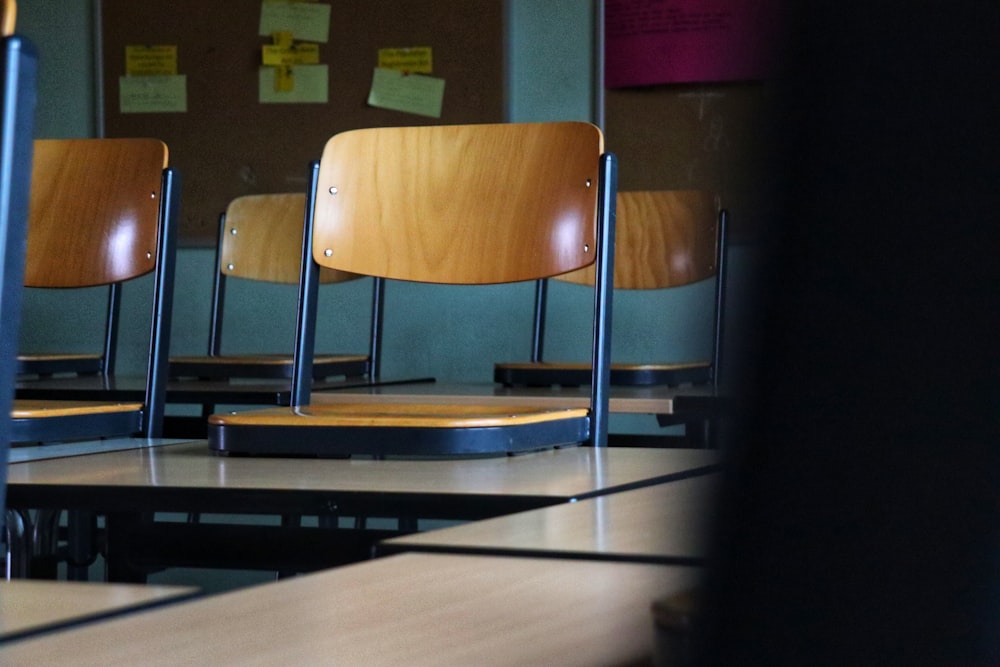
<box><xmin>380</xmin><ymin>473</ymin><xmax>721</xmax><ymax>564</ymax></box>
<box><xmin>7</xmin><ymin>440</ymin><xmax>720</xmax><ymax>518</ymax></box>
<box><xmin>0</xmin><ymin>553</ymin><xmax>698</xmax><ymax>666</ymax></box>
<box><xmin>0</xmin><ymin>580</ymin><xmax>197</xmax><ymax>644</ymax></box>
<box><xmin>6</xmin><ymin>441</ymin><xmax>720</xmax><ymax>577</ymax></box>
<box><xmin>312</xmin><ymin>380</ymin><xmax>720</xmax><ymax>415</ymax></box>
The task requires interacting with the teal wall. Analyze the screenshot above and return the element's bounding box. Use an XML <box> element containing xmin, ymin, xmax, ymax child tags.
<box><xmin>15</xmin><ymin>1</ymin><xmax>756</xmax><ymax>433</ymax></box>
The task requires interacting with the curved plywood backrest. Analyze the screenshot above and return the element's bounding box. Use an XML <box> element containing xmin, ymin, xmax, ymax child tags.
<box><xmin>222</xmin><ymin>192</ymin><xmax>358</xmax><ymax>285</ymax></box>
<box><xmin>313</xmin><ymin>122</ymin><xmax>604</xmax><ymax>285</ymax></box>
<box><xmin>1</xmin><ymin>0</ymin><xmax>15</xmax><ymax>37</ymax></box>
<box><xmin>25</xmin><ymin>138</ymin><xmax>167</xmax><ymax>287</ymax></box>
<box><xmin>558</xmin><ymin>190</ymin><xmax>720</xmax><ymax>290</ymax></box>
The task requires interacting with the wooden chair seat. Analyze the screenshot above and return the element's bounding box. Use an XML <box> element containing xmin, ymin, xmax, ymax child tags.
<box><xmin>12</xmin><ymin>399</ymin><xmax>144</xmax><ymax>418</ymax></box>
<box><xmin>209</xmin><ymin>402</ymin><xmax>591</xmax><ymax>457</ymax></box>
<box><xmin>11</xmin><ymin>399</ymin><xmax>146</xmax><ymax>443</ymax></box>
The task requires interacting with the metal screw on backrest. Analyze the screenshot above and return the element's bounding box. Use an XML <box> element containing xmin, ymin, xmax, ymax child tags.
<box><xmin>324</xmin><ymin>249</ymin><xmax>333</xmax><ymax>257</ymax></box>
<box><xmin>585</xmin><ymin>179</ymin><xmax>592</xmax><ymax>188</ymax></box>
<box><xmin>230</xmin><ymin>228</ymin><xmax>237</xmax><ymax>235</ymax></box>
<box><xmin>329</xmin><ymin>187</ymin><xmax>338</xmax><ymax>195</ymax></box>
<box><xmin>227</xmin><ymin>264</ymin><xmax>235</xmax><ymax>270</ymax></box>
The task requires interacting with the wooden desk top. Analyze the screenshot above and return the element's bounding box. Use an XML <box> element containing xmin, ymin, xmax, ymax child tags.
<box><xmin>379</xmin><ymin>473</ymin><xmax>721</xmax><ymax>564</ymax></box>
<box><xmin>0</xmin><ymin>553</ymin><xmax>699</xmax><ymax>666</ymax></box>
<box><xmin>7</xmin><ymin>441</ymin><xmax>720</xmax><ymax>518</ymax></box>
<box><xmin>312</xmin><ymin>381</ymin><xmax>720</xmax><ymax>415</ymax></box>
<box><xmin>0</xmin><ymin>580</ymin><xmax>197</xmax><ymax>643</ymax></box>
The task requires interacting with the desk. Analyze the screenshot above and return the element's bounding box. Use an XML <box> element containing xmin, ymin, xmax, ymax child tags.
<box><xmin>379</xmin><ymin>473</ymin><xmax>721</xmax><ymax>565</ymax></box>
<box><xmin>0</xmin><ymin>580</ymin><xmax>197</xmax><ymax>644</ymax></box>
<box><xmin>311</xmin><ymin>380</ymin><xmax>721</xmax><ymax>415</ymax></box>
<box><xmin>6</xmin><ymin>441</ymin><xmax>720</xmax><ymax>578</ymax></box>
<box><xmin>311</xmin><ymin>381</ymin><xmax>726</xmax><ymax>446</ymax></box>
<box><xmin>0</xmin><ymin>553</ymin><xmax>699</xmax><ymax>665</ymax></box>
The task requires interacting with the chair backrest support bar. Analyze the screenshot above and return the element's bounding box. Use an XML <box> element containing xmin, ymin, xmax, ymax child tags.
<box><xmin>587</xmin><ymin>152</ymin><xmax>618</xmax><ymax>446</ymax></box>
<box><xmin>141</xmin><ymin>167</ymin><xmax>179</xmax><ymax>438</ymax></box>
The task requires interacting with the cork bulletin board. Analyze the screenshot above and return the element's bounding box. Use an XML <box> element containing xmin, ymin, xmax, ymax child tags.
<box><xmin>99</xmin><ymin>1</ymin><xmax>505</xmax><ymax>246</ymax></box>
<box><xmin>604</xmin><ymin>82</ymin><xmax>774</xmax><ymax>242</ymax></box>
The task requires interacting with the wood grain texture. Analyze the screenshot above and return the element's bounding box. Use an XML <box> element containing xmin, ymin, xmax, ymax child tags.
<box><xmin>209</xmin><ymin>402</ymin><xmax>589</xmax><ymax>429</ymax></box>
<box><xmin>0</xmin><ymin>580</ymin><xmax>195</xmax><ymax>640</ymax></box>
<box><xmin>0</xmin><ymin>554</ymin><xmax>698</xmax><ymax>666</ymax></box>
<box><xmin>25</xmin><ymin>138</ymin><xmax>167</xmax><ymax>287</ymax></box>
<box><xmin>221</xmin><ymin>193</ymin><xmax>358</xmax><ymax>285</ymax></box>
<box><xmin>383</xmin><ymin>474</ymin><xmax>720</xmax><ymax>562</ymax></box>
<box><xmin>313</xmin><ymin>122</ymin><xmax>604</xmax><ymax>284</ymax></box>
<box><xmin>559</xmin><ymin>190</ymin><xmax>720</xmax><ymax>289</ymax></box>
<box><xmin>11</xmin><ymin>399</ymin><xmax>144</xmax><ymax>418</ymax></box>
<box><xmin>1</xmin><ymin>0</ymin><xmax>15</xmax><ymax>36</ymax></box>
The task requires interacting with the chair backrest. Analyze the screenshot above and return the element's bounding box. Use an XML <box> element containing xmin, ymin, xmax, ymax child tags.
<box><xmin>528</xmin><ymin>190</ymin><xmax>728</xmax><ymax>385</ymax></box>
<box><xmin>0</xmin><ymin>26</ymin><xmax>36</xmax><ymax>524</ymax></box>
<box><xmin>1</xmin><ymin>0</ymin><xmax>15</xmax><ymax>38</ymax></box>
<box><xmin>207</xmin><ymin>192</ymin><xmax>361</xmax><ymax>356</ymax></box>
<box><xmin>312</xmin><ymin>123</ymin><xmax>606</xmax><ymax>284</ymax></box>
<box><xmin>26</xmin><ymin>139</ymin><xmax>167</xmax><ymax>287</ymax></box>
<box><xmin>294</xmin><ymin>121</ymin><xmax>618</xmax><ymax>444</ymax></box>
<box><xmin>21</xmin><ymin>138</ymin><xmax>172</xmax><ymax>377</ymax></box>
<box><xmin>24</xmin><ymin>138</ymin><xmax>179</xmax><ymax>437</ymax></box>
<box><xmin>220</xmin><ymin>193</ymin><xmax>358</xmax><ymax>285</ymax></box>
<box><xmin>557</xmin><ymin>190</ymin><xmax>720</xmax><ymax>289</ymax></box>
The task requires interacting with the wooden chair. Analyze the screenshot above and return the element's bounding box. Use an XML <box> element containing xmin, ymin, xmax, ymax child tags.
<box><xmin>168</xmin><ymin>193</ymin><xmax>377</xmax><ymax>384</ymax></box>
<box><xmin>10</xmin><ymin>138</ymin><xmax>179</xmax><ymax>444</ymax></box>
<box><xmin>1</xmin><ymin>5</ymin><xmax>37</xmax><ymax>524</ymax></box>
<box><xmin>208</xmin><ymin>121</ymin><xmax>617</xmax><ymax>457</ymax></box>
<box><xmin>495</xmin><ymin>190</ymin><xmax>728</xmax><ymax>389</ymax></box>
<box><xmin>1</xmin><ymin>0</ymin><xmax>14</xmax><ymax>37</ymax></box>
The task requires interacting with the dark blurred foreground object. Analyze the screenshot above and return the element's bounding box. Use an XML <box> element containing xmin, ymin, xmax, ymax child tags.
<box><xmin>696</xmin><ymin>2</ymin><xmax>1000</xmax><ymax>665</ymax></box>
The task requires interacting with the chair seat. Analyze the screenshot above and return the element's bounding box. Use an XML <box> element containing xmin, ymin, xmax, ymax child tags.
<box><xmin>169</xmin><ymin>353</ymin><xmax>369</xmax><ymax>380</ymax></box>
<box><xmin>12</xmin><ymin>399</ymin><xmax>144</xmax><ymax>417</ymax></box>
<box><xmin>494</xmin><ymin>360</ymin><xmax>712</xmax><ymax>387</ymax></box>
<box><xmin>11</xmin><ymin>399</ymin><xmax>145</xmax><ymax>443</ymax></box>
<box><xmin>208</xmin><ymin>403</ymin><xmax>591</xmax><ymax>457</ymax></box>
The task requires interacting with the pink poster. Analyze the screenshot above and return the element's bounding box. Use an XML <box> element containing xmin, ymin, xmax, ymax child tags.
<box><xmin>605</xmin><ymin>0</ymin><xmax>781</xmax><ymax>88</ymax></box>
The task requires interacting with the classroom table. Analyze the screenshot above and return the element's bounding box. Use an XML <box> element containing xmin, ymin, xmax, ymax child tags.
<box><xmin>0</xmin><ymin>552</ymin><xmax>700</xmax><ymax>666</ymax></box>
<box><xmin>310</xmin><ymin>380</ymin><xmax>721</xmax><ymax>415</ymax></box>
<box><xmin>378</xmin><ymin>473</ymin><xmax>722</xmax><ymax>565</ymax></box>
<box><xmin>6</xmin><ymin>440</ymin><xmax>721</xmax><ymax>579</ymax></box>
<box><xmin>0</xmin><ymin>579</ymin><xmax>197</xmax><ymax>644</ymax></box>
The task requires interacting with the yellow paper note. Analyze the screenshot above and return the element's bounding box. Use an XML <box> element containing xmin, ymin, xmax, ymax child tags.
<box><xmin>377</xmin><ymin>47</ymin><xmax>433</xmax><ymax>74</ymax></box>
<box><xmin>259</xmin><ymin>64</ymin><xmax>328</xmax><ymax>103</ymax></box>
<box><xmin>262</xmin><ymin>43</ymin><xmax>320</xmax><ymax>66</ymax></box>
<box><xmin>367</xmin><ymin>68</ymin><xmax>445</xmax><ymax>118</ymax></box>
<box><xmin>120</xmin><ymin>75</ymin><xmax>187</xmax><ymax>113</ymax></box>
<box><xmin>125</xmin><ymin>45</ymin><xmax>178</xmax><ymax>76</ymax></box>
<box><xmin>259</xmin><ymin>2</ymin><xmax>331</xmax><ymax>43</ymax></box>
